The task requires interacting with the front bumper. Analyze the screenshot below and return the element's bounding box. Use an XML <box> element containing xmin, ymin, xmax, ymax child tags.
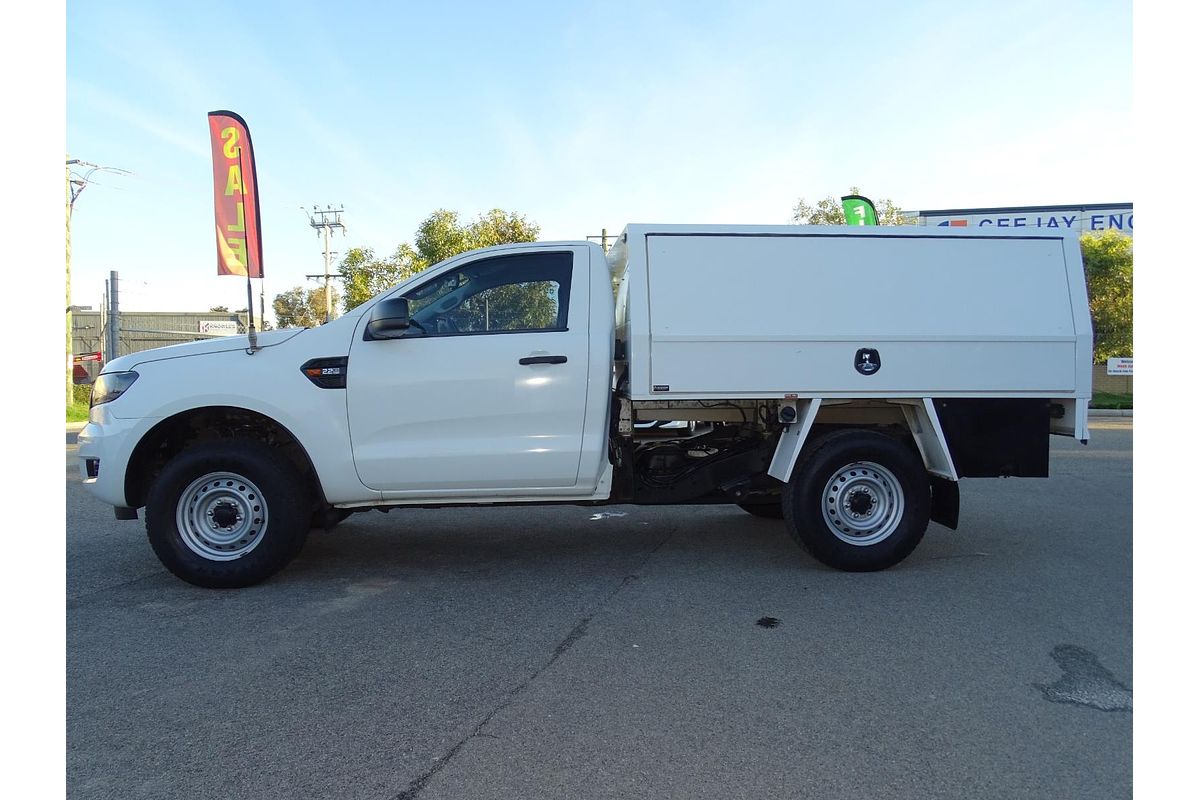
<box><xmin>77</xmin><ymin>412</ymin><xmax>145</xmax><ymax>509</ymax></box>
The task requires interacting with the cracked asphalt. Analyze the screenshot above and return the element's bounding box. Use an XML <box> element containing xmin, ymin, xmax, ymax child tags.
<box><xmin>67</xmin><ymin>421</ymin><xmax>1132</xmax><ymax>799</ymax></box>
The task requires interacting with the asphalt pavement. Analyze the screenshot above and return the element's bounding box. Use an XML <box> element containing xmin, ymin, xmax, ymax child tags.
<box><xmin>66</xmin><ymin>420</ymin><xmax>1132</xmax><ymax>799</ymax></box>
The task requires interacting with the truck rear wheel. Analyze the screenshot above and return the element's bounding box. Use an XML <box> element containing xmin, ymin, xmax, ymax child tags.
<box><xmin>782</xmin><ymin>429</ymin><xmax>930</xmax><ymax>571</ymax></box>
<box><xmin>145</xmin><ymin>440</ymin><xmax>311</xmax><ymax>588</ymax></box>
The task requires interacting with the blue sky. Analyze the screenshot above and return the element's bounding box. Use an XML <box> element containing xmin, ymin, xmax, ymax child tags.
<box><xmin>66</xmin><ymin>0</ymin><xmax>1131</xmax><ymax>317</ymax></box>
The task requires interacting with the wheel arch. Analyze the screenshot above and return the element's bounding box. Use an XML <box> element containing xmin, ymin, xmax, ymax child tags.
<box><xmin>124</xmin><ymin>405</ymin><xmax>325</xmax><ymax>511</ymax></box>
<box><xmin>767</xmin><ymin>398</ymin><xmax>958</xmax><ymax>484</ymax></box>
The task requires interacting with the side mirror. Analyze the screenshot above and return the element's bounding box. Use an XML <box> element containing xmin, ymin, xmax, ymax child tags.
<box><xmin>365</xmin><ymin>297</ymin><xmax>411</xmax><ymax>340</ymax></box>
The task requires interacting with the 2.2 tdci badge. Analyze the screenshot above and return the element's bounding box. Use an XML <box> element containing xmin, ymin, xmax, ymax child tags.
<box><xmin>854</xmin><ymin>348</ymin><xmax>881</xmax><ymax>376</ymax></box>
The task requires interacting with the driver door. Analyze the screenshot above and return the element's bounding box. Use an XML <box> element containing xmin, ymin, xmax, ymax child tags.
<box><xmin>346</xmin><ymin>247</ymin><xmax>592</xmax><ymax>498</ymax></box>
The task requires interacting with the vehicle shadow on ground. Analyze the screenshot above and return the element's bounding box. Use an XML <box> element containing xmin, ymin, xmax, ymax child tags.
<box><xmin>277</xmin><ymin>508</ymin><xmax>969</xmax><ymax>590</ymax></box>
<box><xmin>282</xmin><ymin>506</ymin><xmax>813</xmax><ymax>582</ymax></box>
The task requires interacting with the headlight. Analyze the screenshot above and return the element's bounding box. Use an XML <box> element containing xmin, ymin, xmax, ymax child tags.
<box><xmin>90</xmin><ymin>371</ymin><xmax>139</xmax><ymax>407</ymax></box>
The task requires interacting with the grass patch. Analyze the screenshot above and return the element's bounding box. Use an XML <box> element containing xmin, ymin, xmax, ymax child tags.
<box><xmin>68</xmin><ymin>384</ymin><xmax>92</xmax><ymax>423</ymax></box>
<box><xmin>1090</xmin><ymin>392</ymin><xmax>1132</xmax><ymax>410</ymax></box>
<box><xmin>67</xmin><ymin>401</ymin><xmax>90</xmax><ymax>423</ymax></box>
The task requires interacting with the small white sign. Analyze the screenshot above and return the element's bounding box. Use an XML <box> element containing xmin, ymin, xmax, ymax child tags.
<box><xmin>199</xmin><ymin>320</ymin><xmax>239</xmax><ymax>336</ymax></box>
<box><xmin>1107</xmin><ymin>357</ymin><xmax>1133</xmax><ymax>375</ymax></box>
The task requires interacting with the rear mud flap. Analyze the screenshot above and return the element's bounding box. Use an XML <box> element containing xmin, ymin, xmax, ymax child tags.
<box><xmin>930</xmin><ymin>475</ymin><xmax>960</xmax><ymax>530</ymax></box>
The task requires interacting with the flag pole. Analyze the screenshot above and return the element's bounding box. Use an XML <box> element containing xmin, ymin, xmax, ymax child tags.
<box><xmin>236</xmin><ymin>126</ymin><xmax>259</xmax><ymax>353</ymax></box>
<box><xmin>245</xmin><ymin>274</ymin><xmax>258</xmax><ymax>351</ymax></box>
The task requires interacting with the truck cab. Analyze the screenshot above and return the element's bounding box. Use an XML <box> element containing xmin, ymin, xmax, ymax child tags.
<box><xmin>344</xmin><ymin>243</ymin><xmax>614</xmax><ymax>500</ymax></box>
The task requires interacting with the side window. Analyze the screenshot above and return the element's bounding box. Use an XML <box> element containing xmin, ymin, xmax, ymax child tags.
<box><xmin>405</xmin><ymin>252</ymin><xmax>572</xmax><ymax>336</ymax></box>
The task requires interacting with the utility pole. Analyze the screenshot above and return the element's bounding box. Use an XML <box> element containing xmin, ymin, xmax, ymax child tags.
<box><xmin>108</xmin><ymin>271</ymin><xmax>120</xmax><ymax>360</ymax></box>
<box><xmin>304</xmin><ymin>205</ymin><xmax>346</xmax><ymax>323</ymax></box>
<box><xmin>101</xmin><ymin>280</ymin><xmax>108</xmax><ymax>361</ymax></box>
<box><xmin>590</xmin><ymin>229</ymin><xmax>619</xmax><ymax>299</ymax></box>
<box><xmin>588</xmin><ymin>228</ymin><xmax>615</xmax><ymax>253</ymax></box>
<box><xmin>66</xmin><ymin>160</ymin><xmax>73</xmax><ymax>404</ymax></box>
<box><xmin>67</xmin><ymin>157</ymin><xmax>130</xmax><ymax>402</ymax></box>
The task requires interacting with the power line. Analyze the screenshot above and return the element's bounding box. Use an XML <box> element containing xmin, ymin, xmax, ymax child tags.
<box><xmin>67</xmin><ymin>159</ymin><xmax>132</xmax><ymax>214</ymax></box>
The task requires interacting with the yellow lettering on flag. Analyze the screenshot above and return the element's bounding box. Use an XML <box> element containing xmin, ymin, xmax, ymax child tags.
<box><xmin>221</xmin><ymin>127</ymin><xmax>240</xmax><ymax>159</ymax></box>
<box><xmin>215</xmin><ymin>225</ymin><xmax>248</xmax><ymax>276</ymax></box>
<box><xmin>227</xmin><ymin>202</ymin><xmax>246</xmax><ymax>233</ymax></box>
<box><xmin>224</xmin><ymin>165</ymin><xmax>243</xmax><ymax>196</ymax></box>
<box><xmin>226</xmin><ymin>237</ymin><xmax>248</xmax><ymax>267</ymax></box>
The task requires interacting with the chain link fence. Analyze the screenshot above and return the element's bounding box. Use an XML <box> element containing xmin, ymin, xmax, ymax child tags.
<box><xmin>71</xmin><ymin>310</ymin><xmax>252</xmax><ymax>384</ymax></box>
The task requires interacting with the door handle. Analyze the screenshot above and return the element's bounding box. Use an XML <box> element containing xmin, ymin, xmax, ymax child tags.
<box><xmin>519</xmin><ymin>355</ymin><xmax>568</xmax><ymax>365</ymax></box>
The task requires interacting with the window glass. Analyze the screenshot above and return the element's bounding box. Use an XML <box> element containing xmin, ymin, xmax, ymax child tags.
<box><xmin>404</xmin><ymin>252</ymin><xmax>572</xmax><ymax>336</ymax></box>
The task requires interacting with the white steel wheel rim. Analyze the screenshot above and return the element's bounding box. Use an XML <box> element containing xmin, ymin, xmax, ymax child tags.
<box><xmin>821</xmin><ymin>461</ymin><xmax>905</xmax><ymax>547</ymax></box>
<box><xmin>176</xmin><ymin>471</ymin><xmax>268</xmax><ymax>561</ymax></box>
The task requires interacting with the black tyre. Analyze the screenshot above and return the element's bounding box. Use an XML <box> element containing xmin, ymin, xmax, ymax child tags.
<box><xmin>145</xmin><ymin>440</ymin><xmax>311</xmax><ymax>588</ymax></box>
<box><xmin>737</xmin><ymin>501</ymin><xmax>784</xmax><ymax>519</ymax></box>
<box><xmin>781</xmin><ymin>429</ymin><xmax>930</xmax><ymax>571</ymax></box>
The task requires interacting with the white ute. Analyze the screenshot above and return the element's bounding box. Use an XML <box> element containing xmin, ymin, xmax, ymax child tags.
<box><xmin>79</xmin><ymin>224</ymin><xmax>1093</xmax><ymax>587</ymax></box>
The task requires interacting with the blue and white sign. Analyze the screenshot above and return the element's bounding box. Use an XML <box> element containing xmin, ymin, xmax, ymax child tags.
<box><xmin>1106</xmin><ymin>357</ymin><xmax>1133</xmax><ymax>376</ymax></box>
<box><xmin>916</xmin><ymin>204</ymin><xmax>1132</xmax><ymax>236</ymax></box>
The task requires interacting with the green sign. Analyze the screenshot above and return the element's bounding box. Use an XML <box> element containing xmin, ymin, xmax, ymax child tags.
<box><xmin>841</xmin><ymin>195</ymin><xmax>878</xmax><ymax>226</ymax></box>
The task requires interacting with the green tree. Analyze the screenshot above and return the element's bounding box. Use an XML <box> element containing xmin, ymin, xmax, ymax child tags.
<box><xmin>792</xmin><ymin>187</ymin><xmax>913</xmax><ymax>225</ymax></box>
<box><xmin>272</xmin><ymin>285</ymin><xmax>341</xmax><ymax>328</ymax></box>
<box><xmin>409</xmin><ymin>276</ymin><xmax>560</xmax><ymax>333</ymax></box>
<box><xmin>465</xmin><ymin>208</ymin><xmax>540</xmax><ymax>250</ymax></box>
<box><xmin>339</xmin><ymin>244</ymin><xmax>426</xmax><ymax>311</ymax></box>
<box><xmin>208</xmin><ymin>305</ymin><xmax>229</xmax><ymax>312</ymax></box>
<box><xmin>1079</xmin><ymin>229</ymin><xmax>1132</xmax><ymax>362</ymax></box>
<box><xmin>414</xmin><ymin>209</ymin><xmax>472</xmax><ymax>265</ymax></box>
<box><xmin>340</xmin><ymin>208</ymin><xmax>540</xmax><ymax>311</ymax></box>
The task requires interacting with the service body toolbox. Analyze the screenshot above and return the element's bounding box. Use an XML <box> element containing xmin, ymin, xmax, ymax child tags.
<box><xmin>613</xmin><ymin>225</ymin><xmax>1090</xmax><ymax>439</ymax></box>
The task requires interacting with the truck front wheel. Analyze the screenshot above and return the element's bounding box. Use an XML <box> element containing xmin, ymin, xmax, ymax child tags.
<box><xmin>782</xmin><ymin>430</ymin><xmax>930</xmax><ymax>571</ymax></box>
<box><xmin>145</xmin><ymin>440</ymin><xmax>311</xmax><ymax>588</ymax></box>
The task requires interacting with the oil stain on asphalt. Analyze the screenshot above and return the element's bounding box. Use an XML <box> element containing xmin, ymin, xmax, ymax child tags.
<box><xmin>1035</xmin><ymin>644</ymin><xmax>1132</xmax><ymax>712</ymax></box>
<box><xmin>756</xmin><ymin>617</ymin><xmax>781</xmax><ymax>628</ymax></box>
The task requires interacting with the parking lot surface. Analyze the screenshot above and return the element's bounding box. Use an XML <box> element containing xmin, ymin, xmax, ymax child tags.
<box><xmin>66</xmin><ymin>422</ymin><xmax>1132</xmax><ymax>799</ymax></box>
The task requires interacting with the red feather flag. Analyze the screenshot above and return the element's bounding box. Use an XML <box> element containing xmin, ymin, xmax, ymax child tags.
<box><xmin>208</xmin><ymin>111</ymin><xmax>264</xmax><ymax>278</ymax></box>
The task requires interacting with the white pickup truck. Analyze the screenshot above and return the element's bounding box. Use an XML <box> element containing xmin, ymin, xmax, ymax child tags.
<box><xmin>79</xmin><ymin>224</ymin><xmax>1093</xmax><ymax>587</ymax></box>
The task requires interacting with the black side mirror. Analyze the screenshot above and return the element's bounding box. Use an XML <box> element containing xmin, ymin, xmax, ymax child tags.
<box><xmin>365</xmin><ymin>297</ymin><xmax>411</xmax><ymax>340</ymax></box>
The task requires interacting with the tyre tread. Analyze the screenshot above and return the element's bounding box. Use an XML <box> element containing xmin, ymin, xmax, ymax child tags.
<box><xmin>144</xmin><ymin>439</ymin><xmax>311</xmax><ymax>588</ymax></box>
<box><xmin>781</xmin><ymin>428</ymin><xmax>930</xmax><ymax>571</ymax></box>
